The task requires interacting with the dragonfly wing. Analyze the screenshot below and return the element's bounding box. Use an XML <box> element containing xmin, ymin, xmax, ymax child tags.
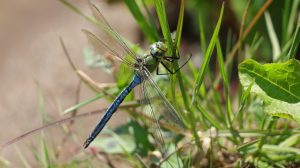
<box><xmin>82</xmin><ymin>29</ymin><xmax>135</xmax><ymax>68</ymax></box>
<box><xmin>142</xmin><ymin>68</ymin><xmax>185</xmax><ymax>130</ymax></box>
<box><xmin>138</xmin><ymin>68</ymin><xmax>185</xmax><ymax>155</ymax></box>
<box><xmin>88</xmin><ymin>2</ymin><xmax>138</xmax><ymax>63</ymax></box>
<box><xmin>141</xmin><ymin>80</ymin><xmax>165</xmax><ymax>150</ymax></box>
<box><xmin>140</xmin><ymin>79</ymin><xmax>179</xmax><ymax>168</ymax></box>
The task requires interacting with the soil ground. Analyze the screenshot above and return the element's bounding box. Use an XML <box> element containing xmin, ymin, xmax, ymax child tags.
<box><xmin>0</xmin><ymin>1</ymin><xmax>137</xmax><ymax>166</ymax></box>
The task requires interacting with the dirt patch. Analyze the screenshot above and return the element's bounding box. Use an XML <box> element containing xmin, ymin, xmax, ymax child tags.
<box><xmin>0</xmin><ymin>1</ymin><xmax>137</xmax><ymax>166</ymax></box>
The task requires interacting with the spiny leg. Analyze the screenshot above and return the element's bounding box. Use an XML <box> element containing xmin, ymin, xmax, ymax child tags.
<box><xmin>159</xmin><ymin>53</ymin><xmax>192</xmax><ymax>75</ymax></box>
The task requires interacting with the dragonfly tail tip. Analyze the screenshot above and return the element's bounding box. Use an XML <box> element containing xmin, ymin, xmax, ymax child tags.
<box><xmin>83</xmin><ymin>138</ymin><xmax>92</xmax><ymax>149</ymax></box>
<box><xmin>83</xmin><ymin>142</ymin><xmax>89</xmax><ymax>149</ymax></box>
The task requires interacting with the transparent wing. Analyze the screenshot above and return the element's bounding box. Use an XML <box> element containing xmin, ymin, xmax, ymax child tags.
<box><xmin>88</xmin><ymin>2</ymin><xmax>138</xmax><ymax>65</ymax></box>
<box><xmin>139</xmin><ymin>68</ymin><xmax>185</xmax><ymax>153</ymax></box>
<box><xmin>82</xmin><ymin>29</ymin><xmax>136</xmax><ymax>68</ymax></box>
<box><xmin>142</xmin><ymin>68</ymin><xmax>185</xmax><ymax>130</ymax></box>
<box><xmin>141</xmin><ymin>81</ymin><xmax>165</xmax><ymax>149</ymax></box>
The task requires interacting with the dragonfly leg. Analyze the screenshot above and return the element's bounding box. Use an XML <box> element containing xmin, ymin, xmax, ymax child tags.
<box><xmin>156</xmin><ymin>64</ymin><xmax>167</xmax><ymax>75</ymax></box>
<box><xmin>160</xmin><ymin>62</ymin><xmax>178</xmax><ymax>74</ymax></box>
<box><xmin>156</xmin><ymin>61</ymin><xmax>181</xmax><ymax>75</ymax></box>
<box><xmin>159</xmin><ymin>53</ymin><xmax>192</xmax><ymax>75</ymax></box>
<box><xmin>163</xmin><ymin>55</ymin><xmax>180</xmax><ymax>61</ymax></box>
<box><xmin>156</xmin><ymin>65</ymin><xmax>160</xmax><ymax>75</ymax></box>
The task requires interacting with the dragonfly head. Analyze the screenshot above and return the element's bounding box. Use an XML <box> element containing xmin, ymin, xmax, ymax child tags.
<box><xmin>150</xmin><ymin>41</ymin><xmax>168</xmax><ymax>58</ymax></box>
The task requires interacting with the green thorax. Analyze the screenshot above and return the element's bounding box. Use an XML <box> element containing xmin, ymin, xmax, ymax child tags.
<box><xmin>143</xmin><ymin>41</ymin><xmax>168</xmax><ymax>73</ymax></box>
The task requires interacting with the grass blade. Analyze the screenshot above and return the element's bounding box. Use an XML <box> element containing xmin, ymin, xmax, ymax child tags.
<box><xmin>205</xmin><ymin>0</ymin><xmax>273</xmax><ymax>107</ymax></box>
<box><xmin>287</xmin><ymin>0</ymin><xmax>300</xmax><ymax>41</ymax></box>
<box><xmin>37</xmin><ymin>87</ymin><xmax>51</xmax><ymax>168</ymax></box>
<box><xmin>279</xmin><ymin>134</ymin><xmax>300</xmax><ymax>147</ymax></box>
<box><xmin>236</xmin><ymin>82</ymin><xmax>253</xmax><ymax>129</ymax></box>
<box><xmin>264</xmin><ymin>11</ymin><xmax>281</xmax><ymax>61</ymax></box>
<box><xmin>59</xmin><ymin>0</ymin><xmax>93</xmax><ymax>23</ymax></box>
<box><xmin>196</xmin><ymin>104</ymin><xmax>222</xmax><ymax>129</ymax></box>
<box><xmin>124</xmin><ymin>0</ymin><xmax>159</xmax><ymax>42</ymax></box>
<box><xmin>15</xmin><ymin>145</ymin><xmax>31</xmax><ymax>168</ymax></box>
<box><xmin>153</xmin><ymin>0</ymin><xmax>174</xmax><ymax>53</ymax></box>
<box><xmin>174</xmin><ymin>0</ymin><xmax>185</xmax><ymax>51</ymax></box>
<box><xmin>288</xmin><ymin>18</ymin><xmax>300</xmax><ymax>59</ymax></box>
<box><xmin>216</xmin><ymin>38</ymin><xmax>233</xmax><ymax>128</ymax></box>
<box><xmin>191</xmin><ymin>3</ymin><xmax>224</xmax><ymax>106</ymax></box>
<box><xmin>199</xmin><ymin>12</ymin><xmax>207</xmax><ymax>54</ymax></box>
<box><xmin>0</xmin><ymin>157</ymin><xmax>10</xmax><ymax>167</ymax></box>
<box><xmin>63</xmin><ymin>93</ymin><xmax>105</xmax><ymax>114</ymax></box>
<box><xmin>169</xmin><ymin>0</ymin><xmax>187</xmax><ymax>114</ymax></box>
<box><xmin>282</xmin><ymin>0</ymin><xmax>292</xmax><ymax>45</ymax></box>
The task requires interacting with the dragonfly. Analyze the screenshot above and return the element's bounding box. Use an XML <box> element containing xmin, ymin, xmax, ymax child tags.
<box><xmin>83</xmin><ymin>3</ymin><xmax>189</xmax><ymax>150</ymax></box>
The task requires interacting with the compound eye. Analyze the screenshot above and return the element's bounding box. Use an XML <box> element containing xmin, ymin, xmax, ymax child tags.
<box><xmin>156</xmin><ymin>41</ymin><xmax>162</xmax><ymax>47</ymax></box>
<box><xmin>150</xmin><ymin>48</ymin><xmax>159</xmax><ymax>56</ymax></box>
<box><xmin>150</xmin><ymin>45</ymin><xmax>154</xmax><ymax>50</ymax></box>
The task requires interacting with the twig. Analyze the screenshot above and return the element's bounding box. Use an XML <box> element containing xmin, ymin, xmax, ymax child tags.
<box><xmin>0</xmin><ymin>101</ymin><xmax>140</xmax><ymax>149</ymax></box>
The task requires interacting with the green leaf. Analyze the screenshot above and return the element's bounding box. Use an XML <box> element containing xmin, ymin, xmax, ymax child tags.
<box><xmin>161</xmin><ymin>144</ymin><xmax>183</xmax><ymax>168</ymax></box>
<box><xmin>263</xmin><ymin>96</ymin><xmax>300</xmax><ymax>123</ymax></box>
<box><xmin>114</xmin><ymin>120</ymin><xmax>152</xmax><ymax>156</ymax></box>
<box><xmin>239</xmin><ymin>59</ymin><xmax>300</xmax><ymax>103</ymax></box>
<box><xmin>239</xmin><ymin>59</ymin><xmax>300</xmax><ymax>123</ymax></box>
<box><xmin>129</xmin><ymin>121</ymin><xmax>152</xmax><ymax>155</ymax></box>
